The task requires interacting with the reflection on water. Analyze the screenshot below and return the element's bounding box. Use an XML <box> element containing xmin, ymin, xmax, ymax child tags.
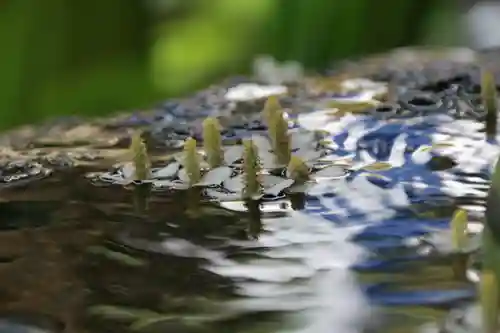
<box><xmin>0</xmin><ymin>166</ymin><xmax>480</xmax><ymax>333</ymax></box>
<box><xmin>0</xmin><ymin>170</ymin><xmax>370</xmax><ymax>333</ymax></box>
<box><xmin>1</xmin><ymin>48</ymin><xmax>499</xmax><ymax>333</ymax></box>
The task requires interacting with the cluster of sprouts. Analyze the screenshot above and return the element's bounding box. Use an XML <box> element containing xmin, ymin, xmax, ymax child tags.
<box><xmin>162</xmin><ymin>95</ymin><xmax>311</xmax><ymax>201</ymax></box>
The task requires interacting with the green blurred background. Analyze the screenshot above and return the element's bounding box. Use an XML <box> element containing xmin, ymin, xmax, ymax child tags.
<box><xmin>0</xmin><ymin>0</ymin><xmax>464</xmax><ymax>130</ymax></box>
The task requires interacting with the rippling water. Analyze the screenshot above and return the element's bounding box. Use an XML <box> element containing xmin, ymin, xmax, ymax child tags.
<box><xmin>0</xmin><ymin>58</ymin><xmax>497</xmax><ymax>332</ymax></box>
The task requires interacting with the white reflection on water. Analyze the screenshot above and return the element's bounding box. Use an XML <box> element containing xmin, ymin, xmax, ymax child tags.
<box><xmin>206</xmin><ymin>211</ymin><xmax>371</xmax><ymax>333</ymax></box>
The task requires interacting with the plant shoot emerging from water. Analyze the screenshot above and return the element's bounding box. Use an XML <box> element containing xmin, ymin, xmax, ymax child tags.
<box><xmin>287</xmin><ymin>155</ymin><xmax>310</xmax><ymax>183</ymax></box>
<box><xmin>482</xmin><ymin>70</ymin><xmax>498</xmax><ymax>140</ymax></box>
<box><xmin>451</xmin><ymin>209</ymin><xmax>468</xmax><ymax>251</ymax></box>
<box><xmin>183</xmin><ymin>137</ymin><xmax>201</xmax><ymax>186</ymax></box>
<box><xmin>202</xmin><ymin>117</ymin><xmax>223</xmax><ymax>168</ymax></box>
<box><xmin>262</xmin><ymin>95</ymin><xmax>282</xmax><ymax>127</ymax></box>
<box><xmin>481</xmin><ymin>270</ymin><xmax>499</xmax><ymax>333</ymax></box>
<box><xmin>242</xmin><ymin>139</ymin><xmax>261</xmax><ymax>199</ymax></box>
<box><xmin>450</xmin><ymin>208</ymin><xmax>469</xmax><ymax>280</ymax></box>
<box><xmin>268</xmin><ymin>109</ymin><xmax>291</xmax><ymax>165</ymax></box>
<box><xmin>130</xmin><ymin>131</ymin><xmax>150</xmax><ymax>181</ymax></box>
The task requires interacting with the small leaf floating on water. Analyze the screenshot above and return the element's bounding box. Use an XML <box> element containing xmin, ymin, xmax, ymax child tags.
<box><xmin>194</xmin><ymin>166</ymin><xmax>233</xmax><ymax>187</ymax></box>
<box><xmin>223</xmin><ymin>145</ymin><xmax>244</xmax><ymax>165</ymax></box>
<box><xmin>361</xmin><ymin>161</ymin><xmax>393</xmax><ymax>172</ymax></box>
<box><xmin>326</xmin><ymin>100</ymin><xmax>378</xmax><ymax>117</ymax></box>
<box><xmin>152</xmin><ymin>162</ymin><xmax>180</xmax><ymax>179</ymax></box>
<box><xmin>481</xmin><ymin>69</ymin><xmax>498</xmax><ymax>140</ymax></box>
<box><xmin>480</xmin><ymin>270</ymin><xmax>499</xmax><ymax>333</ymax></box>
<box><xmin>287</xmin><ymin>183</ymin><xmax>310</xmax><ymax>193</ymax></box>
<box><xmin>313</xmin><ymin>165</ymin><xmax>348</xmax><ymax>179</ymax></box>
<box><xmin>263</xmin><ymin>178</ymin><xmax>295</xmax><ymax>196</ymax></box>
<box><xmin>222</xmin><ymin>174</ymin><xmax>244</xmax><ymax>193</ymax></box>
<box><xmin>432</xmin><ymin>141</ymin><xmax>455</xmax><ymax>149</ymax></box>
<box><xmin>153</xmin><ymin>179</ymin><xmax>190</xmax><ymax>191</ymax></box>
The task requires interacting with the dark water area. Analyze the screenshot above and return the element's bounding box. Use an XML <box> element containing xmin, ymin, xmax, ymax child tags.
<box><xmin>0</xmin><ymin>157</ymin><xmax>475</xmax><ymax>333</ymax></box>
<box><xmin>0</xmin><ymin>165</ymin><xmax>316</xmax><ymax>333</ymax></box>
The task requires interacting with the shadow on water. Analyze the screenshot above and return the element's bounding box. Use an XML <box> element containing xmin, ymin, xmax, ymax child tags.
<box><xmin>0</xmin><ymin>167</ymin><xmax>243</xmax><ymax>333</ymax></box>
<box><xmin>0</xmin><ymin>165</ymin><xmax>369</xmax><ymax>333</ymax></box>
<box><xmin>0</xmin><ymin>137</ymin><xmax>469</xmax><ymax>333</ymax></box>
<box><xmin>0</xmin><ymin>165</ymin><xmax>327</xmax><ymax>333</ymax></box>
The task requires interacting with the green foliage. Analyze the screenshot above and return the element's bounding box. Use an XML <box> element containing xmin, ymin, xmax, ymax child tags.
<box><xmin>0</xmin><ymin>0</ymin><xmax>445</xmax><ymax>128</ymax></box>
<box><xmin>0</xmin><ymin>0</ymin><xmax>158</xmax><ymax>129</ymax></box>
